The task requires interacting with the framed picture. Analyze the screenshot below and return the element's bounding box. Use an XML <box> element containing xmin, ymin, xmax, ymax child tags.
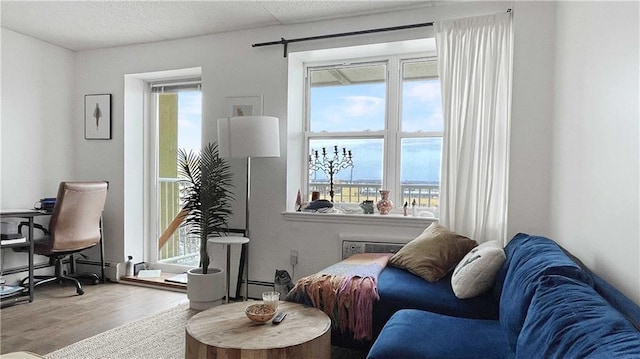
<box><xmin>225</xmin><ymin>95</ymin><xmax>263</xmax><ymax>117</ymax></box>
<box><xmin>85</xmin><ymin>94</ymin><xmax>111</xmax><ymax>140</ymax></box>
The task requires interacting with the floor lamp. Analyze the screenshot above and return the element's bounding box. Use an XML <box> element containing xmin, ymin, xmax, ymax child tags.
<box><xmin>217</xmin><ymin>116</ymin><xmax>280</xmax><ymax>299</ymax></box>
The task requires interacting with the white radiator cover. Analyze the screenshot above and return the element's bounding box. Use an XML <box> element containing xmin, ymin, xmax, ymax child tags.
<box><xmin>75</xmin><ymin>260</ymin><xmax>122</xmax><ymax>282</ymax></box>
<box><xmin>340</xmin><ymin>234</ymin><xmax>411</xmax><ymax>260</ymax></box>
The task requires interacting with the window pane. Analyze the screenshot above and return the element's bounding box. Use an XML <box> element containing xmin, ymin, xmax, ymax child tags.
<box><xmin>156</xmin><ymin>88</ymin><xmax>202</xmax><ymax>266</ymax></box>
<box><xmin>400</xmin><ymin>137</ymin><xmax>441</xmax><ymax>208</ymax></box>
<box><xmin>402</xmin><ymin>61</ymin><xmax>443</xmax><ymax>133</ymax></box>
<box><xmin>177</xmin><ymin>91</ymin><xmax>202</xmax><ymax>153</ymax></box>
<box><xmin>309</xmin><ymin>64</ymin><xmax>386</xmax><ymax>132</ymax></box>
<box><xmin>309</xmin><ymin>138</ymin><xmax>383</xmax><ymax>203</ymax></box>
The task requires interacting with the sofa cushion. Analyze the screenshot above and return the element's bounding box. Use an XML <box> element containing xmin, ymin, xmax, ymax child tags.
<box><xmin>559</xmin><ymin>244</ymin><xmax>640</xmax><ymax>330</ymax></box>
<box><xmin>517</xmin><ymin>275</ymin><xmax>640</xmax><ymax>358</ymax></box>
<box><xmin>451</xmin><ymin>240</ymin><xmax>506</xmax><ymax>299</ymax></box>
<box><xmin>389</xmin><ymin>223</ymin><xmax>477</xmax><ymax>282</ymax></box>
<box><xmin>592</xmin><ymin>273</ymin><xmax>640</xmax><ymax>331</ymax></box>
<box><xmin>368</xmin><ymin>309</ymin><xmax>514</xmax><ymax>359</ymax></box>
<box><xmin>373</xmin><ymin>266</ymin><xmax>499</xmax><ymax>338</ymax></box>
<box><xmin>498</xmin><ymin>233</ymin><xmax>593</xmax><ymax>350</ymax></box>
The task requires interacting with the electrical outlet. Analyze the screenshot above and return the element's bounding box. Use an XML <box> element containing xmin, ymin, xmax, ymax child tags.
<box><xmin>290</xmin><ymin>250</ymin><xmax>299</xmax><ymax>266</ymax></box>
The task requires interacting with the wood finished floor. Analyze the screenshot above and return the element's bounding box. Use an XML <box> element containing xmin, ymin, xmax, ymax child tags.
<box><xmin>0</xmin><ymin>280</ymin><xmax>188</xmax><ymax>355</ymax></box>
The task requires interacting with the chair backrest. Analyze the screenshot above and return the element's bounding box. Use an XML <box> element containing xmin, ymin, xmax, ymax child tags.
<box><xmin>48</xmin><ymin>181</ymin><xmax>108</xmax><ymax>253</ymax></box>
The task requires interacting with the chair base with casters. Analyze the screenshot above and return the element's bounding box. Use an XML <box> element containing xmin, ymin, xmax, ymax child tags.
<box><xmin>20</xmin><ymin>252</ymin><xmax>100</xmax><ymax>295</ymax></box>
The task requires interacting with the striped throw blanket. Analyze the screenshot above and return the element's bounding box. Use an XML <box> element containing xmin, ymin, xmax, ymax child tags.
<box><xmin>285</xmin><ymin>253</ymin><xmax>391</xmax><ymax>341</ymax></box>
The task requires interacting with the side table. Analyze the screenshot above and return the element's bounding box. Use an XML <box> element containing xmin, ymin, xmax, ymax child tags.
<box><xmin>207</xmin><ymin>236</ymin><xmax>249</xmax><ymax>302</ymax></box>
<box><xmin>185</xmin><ymin>301</ymin><xmax>331</xmax><ymax>359</ymax></box>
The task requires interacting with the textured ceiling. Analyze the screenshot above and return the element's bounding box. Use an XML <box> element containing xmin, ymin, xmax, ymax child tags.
<box><xmin>1</xmin><ymin>1</ymin><xmax>445</xmax><ymax>51</ymax></box>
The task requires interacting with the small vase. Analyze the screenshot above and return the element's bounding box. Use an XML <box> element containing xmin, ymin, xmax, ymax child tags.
<box><xmin>376</xmin><ymin>190</ymin><xmax>394</xmax><ymax>215</ymax></box>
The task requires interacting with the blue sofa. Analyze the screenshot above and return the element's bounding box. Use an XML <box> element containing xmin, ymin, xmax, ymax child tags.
<box><xmin>365</xmin><ymin>233</ymin><xmax>640</xmax><ymax>358</ymax></box>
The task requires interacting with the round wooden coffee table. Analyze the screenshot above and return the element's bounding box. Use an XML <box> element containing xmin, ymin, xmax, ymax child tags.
<box><xmin>185</xmin><ymin>301</ymin><xmax>331</xmax><ymax>359</ymax></box>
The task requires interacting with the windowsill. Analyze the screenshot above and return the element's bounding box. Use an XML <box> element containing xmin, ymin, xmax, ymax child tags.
<box><xmin>281</xmin><ymin>211</ymin><xmax>437</xmax><ymax>228</ymax></box>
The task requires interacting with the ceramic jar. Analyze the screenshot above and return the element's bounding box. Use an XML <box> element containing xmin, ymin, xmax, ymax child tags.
<box><xmin>376</xmin><ymin>190</ymin><xmax>394</xmax><ymax>215</ymax></box>
<box><xmin>360</xmin><ymin>200</ymin><xmax>374</xmax><ymax>214</ymax></box>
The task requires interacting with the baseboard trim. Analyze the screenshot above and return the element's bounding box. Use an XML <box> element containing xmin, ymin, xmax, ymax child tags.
<box><xmin>247</xmin><ymin>280</ymin><xmax>276</xmax><ymax>300</ymax></box>
<box><xmin>114</xmin><ymin>277</ymin><xmax>274</xmax><ymax>297</ymax></box>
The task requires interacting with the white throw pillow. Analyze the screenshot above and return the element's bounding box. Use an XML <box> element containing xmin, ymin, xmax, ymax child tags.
<box><xmin>451</xmin><ymin>240</ymin><xmax>506</xmax><ymax>299</ymax></box>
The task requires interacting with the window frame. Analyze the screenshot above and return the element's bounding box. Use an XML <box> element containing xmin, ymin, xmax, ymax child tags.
<box><xmin>146</xmin><ymin>77</ymin><xmax>203</xmax><ymax>273</ymax></box>
<box><xmin>302</xmin><ymin>54</ymin><xmax>442</xmax><ymax>210</ymax></box>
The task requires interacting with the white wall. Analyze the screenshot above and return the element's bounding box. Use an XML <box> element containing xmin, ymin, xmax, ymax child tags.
<box><xmin>508</xmin><ymin>1</ymin><xmax>556</xmax><ymax>238</ymax></box>
<box><xmin>1</xmin><ymin>29</ymin><xmax>75</xmax><ymax>207</ymax></box>
<box><xmin>0</xmin><ymin>29</ymin><xmax>76</xmax><ymax>277</ymax></box>
<box><xmin>550</xmin><ymin>1</ymin><xmax>640</xmax><ymax>302</ymax></box>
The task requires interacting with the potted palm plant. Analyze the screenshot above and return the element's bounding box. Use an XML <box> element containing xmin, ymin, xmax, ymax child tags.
<box><xmin>178</xmin><ymin>142</ymin><xmax>234</xmax><ymax>310</ymax></box>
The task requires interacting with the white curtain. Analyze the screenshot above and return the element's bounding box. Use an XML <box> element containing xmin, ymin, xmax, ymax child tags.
<box><xmin>435</xmin><ymin>13</ymin><xmax>513</xmax><ymax>243</ymax></box>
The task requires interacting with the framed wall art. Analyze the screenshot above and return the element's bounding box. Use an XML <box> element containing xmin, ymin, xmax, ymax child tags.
<box><xmin>85</xmin><ymin>94</ymin><xmax>112</xmax><ymax>140</ymax></box>
<box><xmin>225</xmin><ymin>95</ymin><xmax>263</xmax><ymax>117</ymax></box>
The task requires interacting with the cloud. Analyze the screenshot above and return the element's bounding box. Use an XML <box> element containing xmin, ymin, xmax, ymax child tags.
<box><xmin>403</xmin><ymin>112</ymin><xmax>444</xmax><ymax>133</ymax></box>
<box><xmin>404</xmin><ymin>82</ymin><xmax>441</xmax><ymax>102</ymax></box>
<box><xmin>342</xmin><ymin>96</ymin><xmax>384</xmax><ymax>117</ymax></box>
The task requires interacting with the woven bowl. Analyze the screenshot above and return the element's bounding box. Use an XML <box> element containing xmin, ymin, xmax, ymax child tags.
<box><xmin>245</xmin><ymin>304</ymin><xmax>276</xmax><ymax>323</ymax></box>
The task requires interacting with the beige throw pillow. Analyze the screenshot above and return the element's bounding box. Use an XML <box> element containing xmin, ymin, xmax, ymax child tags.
<box><xmin>389</xmin><ymin>223</ymin><xmax>477</xmax><ymax>282</ymax></box>
<box><xmin>451</xmin><ymin>240</ymin><xmax>506</xmax><ymax>299</ymax></box>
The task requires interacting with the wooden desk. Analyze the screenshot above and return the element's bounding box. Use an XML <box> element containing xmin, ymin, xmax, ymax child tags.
<box><xmin>185</xmin><ymin>301</ymin><xmax>331</xmax><ymax>359</ymax></box>
<box><xmin>0</xmin><ymin>209</ymin><xmax>50</xmax><ymax>307</ymax></box>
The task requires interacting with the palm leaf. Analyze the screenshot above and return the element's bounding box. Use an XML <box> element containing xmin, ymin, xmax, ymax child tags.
<box><xmin>177</xmin><ymin>142</ymin><xmax>234</xmax><ymax>273</ymax></box>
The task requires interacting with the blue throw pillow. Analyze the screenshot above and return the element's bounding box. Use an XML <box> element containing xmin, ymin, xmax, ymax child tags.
<box><xmin>498</xmin><ymin>234</ymin><xmax>592</xmax><ymax>350</ymax></box>
<box><xmin>517</xmin><ymin>275</ymin><xmax>640</xmax><ymax>358</ymax></box>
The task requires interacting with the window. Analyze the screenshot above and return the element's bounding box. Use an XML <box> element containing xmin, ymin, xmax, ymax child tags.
<box><xmin>149</xmin><ymin>78</ymin><xmax>202</xmax><ymax>268</ymax></box>
<box><xmin>305</xmin><ymin>57</ymin><xmax>442</xmax><ymax>213</ymax></box>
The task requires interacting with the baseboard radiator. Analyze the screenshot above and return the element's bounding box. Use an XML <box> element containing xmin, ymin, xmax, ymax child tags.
<box><xmin>74</xmin><ymin>259</ymin><xmax>122</xmax><ymax>282</ymax></box>
<box><xmin>340</xmin><ymin>234</ymin><xmax>410</xmax><ymax>260</ymax></box>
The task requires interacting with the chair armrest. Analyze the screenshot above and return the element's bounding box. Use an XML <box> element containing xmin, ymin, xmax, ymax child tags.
<box><xmin>17</xmin><ymin>222</ymin><xmax>49</xmax><ymax>236</ymax></box>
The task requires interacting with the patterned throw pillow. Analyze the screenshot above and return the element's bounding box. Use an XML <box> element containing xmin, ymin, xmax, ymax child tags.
<box><xmin>451</xmin><ymin>240</ymin><xmax>506</xmax><ymax>299</ymax></box>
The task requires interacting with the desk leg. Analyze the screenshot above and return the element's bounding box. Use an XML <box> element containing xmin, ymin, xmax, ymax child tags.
<box><xmin>28</xmin><ymin>217</ymin><xmax>34</xmax><ymax>302</ymax></box>
<box><xmin>225</xmin><ymin>244</ymin><xmax>231</xmax><ymax>304</ymax></box>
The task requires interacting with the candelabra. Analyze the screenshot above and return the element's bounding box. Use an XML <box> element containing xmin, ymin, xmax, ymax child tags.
<box><xmin>309</xmin><ymin>145</ymin><xmax>354</xmax><ymax>202</ymax></box>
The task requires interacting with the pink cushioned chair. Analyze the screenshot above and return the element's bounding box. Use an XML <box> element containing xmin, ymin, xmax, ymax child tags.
<box><xmin>20</xmin><ymin>181</ymin><xmax>108</xmax><ymax>295</ymax></box>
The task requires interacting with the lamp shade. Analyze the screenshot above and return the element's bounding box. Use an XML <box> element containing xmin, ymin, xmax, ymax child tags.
<box><xmin>217</xmin><ymin>116</ymin><xmax>280</xmax><ymax>158</ymax></box>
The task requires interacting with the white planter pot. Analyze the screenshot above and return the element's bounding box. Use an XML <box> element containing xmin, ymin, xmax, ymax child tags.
<box><xmin>187</xmin><ymin>267</ymin><xmax>225</xmax><ymax>310</ymax></box>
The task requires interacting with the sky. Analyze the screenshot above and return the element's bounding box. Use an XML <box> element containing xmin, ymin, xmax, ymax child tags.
<box><xmin>309</xmin><ymin>77</ymin><xmax>443</xmax><ymax>184</ymax></box>
<box><xmin>177</xmin><ymin>91</ymin><xmax>202</xmax><ymax>154</ymax></box>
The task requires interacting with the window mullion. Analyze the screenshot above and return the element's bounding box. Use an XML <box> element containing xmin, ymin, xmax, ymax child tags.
<box><xmin>386</xmin><ymin>57</ymin><xmax>401</xmax><ymax>206</ymax></box>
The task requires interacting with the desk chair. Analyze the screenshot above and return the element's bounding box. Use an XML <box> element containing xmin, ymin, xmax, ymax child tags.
<box><xmin>20</xmin><ymin>181</ymin><xmax>108</xmax><ymax>295</ymax></box>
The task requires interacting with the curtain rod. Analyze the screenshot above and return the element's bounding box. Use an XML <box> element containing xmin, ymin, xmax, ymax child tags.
<box><xmin>252</xmin><ymin>9</ymin><xmax>512</xmax><ymax>58</ymax></box>
<box><xmin>252</xmin><ymin>22</ymin><xmax>433</xmax><ymax>57</ymax></box>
